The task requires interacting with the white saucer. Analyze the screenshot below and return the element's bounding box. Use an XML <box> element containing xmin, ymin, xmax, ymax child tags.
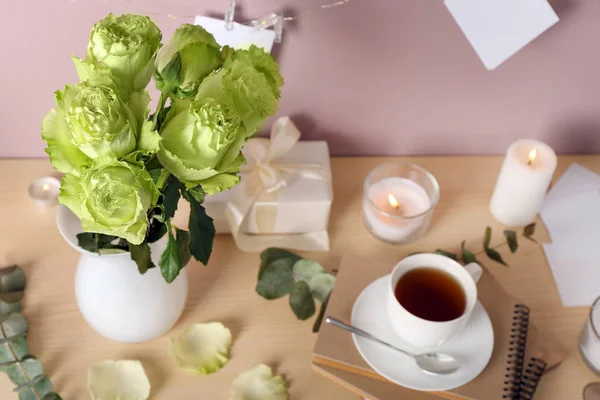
<box><xmin>351</xmin><ymin>275</ymin><xmax>494</xmax><ymax>392</ymax></box>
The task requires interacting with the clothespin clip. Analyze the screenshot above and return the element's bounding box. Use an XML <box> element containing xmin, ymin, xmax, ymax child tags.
<box><xmin>250</xmin><ymin>12</ymin><xmax>284</xmax><ymax>43</ymax></box>
<box><xmin>224</xmin><ymin>0</ymin><xmax>237</xmax><ymax>31</ymax></box>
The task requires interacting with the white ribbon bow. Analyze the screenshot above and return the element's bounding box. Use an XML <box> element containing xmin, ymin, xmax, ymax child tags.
<box><xmin>225</xmin><ymin>116</ymin><xmax>331</xmax><ymax>252</ymax></box>
<box><xmin>242</xmin><ymin>116</ymin><xmax>302</xmax><ymax>195</ymax></box>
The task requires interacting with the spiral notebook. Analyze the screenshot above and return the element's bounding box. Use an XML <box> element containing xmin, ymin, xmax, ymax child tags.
<box><xmin>312</xmin><ymin>256</ymin><xmax>564</xmax><ymax>399</ymax></box>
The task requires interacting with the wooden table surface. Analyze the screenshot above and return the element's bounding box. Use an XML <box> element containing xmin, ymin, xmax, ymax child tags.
<box><xmin>1</xmin><ymin>156</ymin><xmax>599</xmax><ymax>400</ymax></box>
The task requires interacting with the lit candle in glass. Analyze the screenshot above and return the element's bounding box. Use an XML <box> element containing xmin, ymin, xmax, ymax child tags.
<box><xmin>28</xmin><ymin>177</ymin><xmax>60</xmax><ymax>208</ymax></box>
<box><xmin>363</xmin><ymin>163</ymin><xmax>439</xmax><ymax>244</ymax></box>
<box><xmin>490</xmin><ymin>140</ymin><xmax>557</xmax><ymax>226</ymax></box>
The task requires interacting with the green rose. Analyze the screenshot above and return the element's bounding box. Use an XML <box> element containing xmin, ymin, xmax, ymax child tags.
<box><xmin>155</xmin><ymin>24</ymin><xmax>222</xmax><ymax>98</ymax></box>
<box><xmin>41</xmin><ymin>81</ymin><xmax>149</xmax><ymax>174</ymax></box>
<box><xmin>74</xmin><ymin>14</ymin><xmax>161</xmax><ymax>94</ymax></box>
<box><xmin>196</xmin><ymin>45</ymin><xmax>283</xmax><ymax>135</ymax></box>
<box><xmin>157</xmin><ymin>98</ymin><xmax>246</xmax><ymax>195</ymax></box>
<box><xmin>59</xmin><ymin>159</ymin><xmax>159</xmax><ymax>245</ymax></box>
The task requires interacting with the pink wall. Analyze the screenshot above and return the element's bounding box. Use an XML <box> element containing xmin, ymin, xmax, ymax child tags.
<box><xmin>2</xmin><ymin>0</ymin><xmax>600</xmax><ymax>157</ymax></box>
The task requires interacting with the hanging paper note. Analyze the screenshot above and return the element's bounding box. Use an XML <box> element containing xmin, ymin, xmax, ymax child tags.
<box><xmin>445</xmin><ymin>0</ymin><xmax>559</xmax><ymax>70</ymax></box>
<box><xmin>194</xmin><ymin>15</ymin><xmax>276</xmax><ymax>52</ymax></box>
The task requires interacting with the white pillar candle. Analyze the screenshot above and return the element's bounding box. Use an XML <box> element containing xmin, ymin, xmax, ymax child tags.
<box><xmin>490</xmin><ymin>140</ymin><xmax>557</xmax><ymax>227</ymax></box>
<box><xmin>363</xmin><ymin>177</ymin><xmax>433</xmax><ymax>244</ymax></box>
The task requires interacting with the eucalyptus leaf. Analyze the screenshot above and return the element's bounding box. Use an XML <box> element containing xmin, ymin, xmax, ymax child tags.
<box><xmin>163</xmin><ymin>176</ymin><xmax>181</xmax><ymax>220</ymax></box>
<box><xmin>0</xmin><ymin>265</ymin><xmax>60</xmax><ymax>398</ymax></box>
<box><xmin>292</xmin><ymin>260</ymin><xmax>325</xmax><ymax>284</ymax></box>
<box><xmin>5</xmin><ymin>357</ymin><xmax>44</xmax><ymax>386</ymax></box>
<box><xmin>486</xmin><ymin>248</ymin><xmax>508</xmax><ymax>266</ymax></box>
<box><xmin>435</xmin><ymin>250</ymin><xmax>458</xmax><ymax>261</ymax></box>
<box><xmin>0</xmin><ymin>266</ymin><xmax>25</xmax><ymax>315</ymax></box>
<box><xmin>256</xmin><ymin>259</ymin><xmax>295</xmax><ymax>300</ymax></box>
<box><xmin>14</xmin><ymin>375</ymin><xmax>54</xmax><ymax>400</ymax></box>
<box><xmin>259</xmin><ymin>248</ymin><xmax>301</xmax><ymax>280</ymax></box>
<box><xmin>461</xmin><ymin>241</ymin><xmax>477</xmax><ymax>265</ymax></box>
<box><xmin>484</xmin><ymin>226</ymin><xmax>492</xmax><ymax>250</ymax></box>
<box><xmin>504</xmin><ymin>230</ymin><xmax>519</xmax><ymax>253</ymax></box>
<box><xmin>523</xmin><ymin>223</ymin><xmax>537</xmax><ymax>243</ymax></box>
<box><xmin>309</xmin><ymin>274</ymin><xmax>336</xmax><ymax>303</ymax></box>
<box><xmin>43</xmin><ymin>394</ymin><xmax>62</xmax><ymax>400</ymax></box>
<box><xmin>159</xmin><ymin>229</ymin><xmax>183</xmax><ymax>283</ymax></box>
<box><xmin>289</xmin><ymin>281</ymin><xmax>316</xmax><ymax>320</ymax></box>
<box><xmin>312</xmin><ymin>294</ymin><xmax>330</xmax><ymax>333</ymax></box>
<box><xmin>183</xmin><ymin>191</ymin><xmax>215</xmax><ymax>265</ymax></box>
<box><xmin>129</xmin><ymin>242</ymin><xmax>155</xmax><ymax>274</ymax></box>
<box><xmin>0</xmin><ymin>313</ymin><xmax>30</xmax><ymax>362</ymax></box>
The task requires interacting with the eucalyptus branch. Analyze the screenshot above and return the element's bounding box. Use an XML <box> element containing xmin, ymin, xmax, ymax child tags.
<box><xmin>255</xmin><ymin>249</ymin><xmax>336</xmax><ymax>332</ymax></box>
<box><xmin>0</xmin><ymin>266</ymin><xmax>61</xmax><ymax>400</ymax></box>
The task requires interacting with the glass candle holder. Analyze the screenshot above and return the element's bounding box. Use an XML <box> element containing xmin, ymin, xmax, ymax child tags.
<box><xmin>362</xmin><ymin>163</ymin><xmax>439</xmax><ymax>245</ymax></box>
<box><xmin>580</xmin><ymin>296</ymin><xmax>600</xmax><ymax>375</ymax></box>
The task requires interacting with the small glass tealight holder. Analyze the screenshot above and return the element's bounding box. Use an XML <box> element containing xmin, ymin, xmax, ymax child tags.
<box><xmin>362</xmin><ymin>163</ymin><xmax>439</xmax><ymax>245</ymax></box>
<box><xmin>28</xmin><ymin>176</ymin><xmax>60</xmax><ymax>208</ymax></box>
<box><xmin>580</xmin><ymin>296</ymin><xmax>600</xmax><ymax>375</ymax></box>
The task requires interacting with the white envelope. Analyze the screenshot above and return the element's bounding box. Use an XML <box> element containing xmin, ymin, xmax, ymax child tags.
<box><xmin>544</xmin><ymin>242</ymin><xmax>600</xmax><ymax>307</ymax></box>
<box><xmin>445</xmin><ymin>0</ymin><xmax>559</xmax><ymax>69</ymax></box>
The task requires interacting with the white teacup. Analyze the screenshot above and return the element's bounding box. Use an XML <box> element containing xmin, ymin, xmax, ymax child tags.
<box><xmin>387</xmin><ymin>253</ymin><xmax>483</xmax><ymax>349</ymax></box>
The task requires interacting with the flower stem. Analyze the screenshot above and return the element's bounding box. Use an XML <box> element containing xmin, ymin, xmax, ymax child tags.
<box><xmin>151</xmin><ymin>92</ymin><xmax>168</xmax><ymax>132</ymax></box>
<box><xmin>156</xmin><ymin>169</ymin><xmax>171</xmax><ymax>190</ymax></box>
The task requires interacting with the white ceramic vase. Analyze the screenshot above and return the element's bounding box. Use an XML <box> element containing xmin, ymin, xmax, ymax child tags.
<box><xmin>57</xmin><ymin>205</ymin><xmax>188</xmax><ymax>343</ymax></box>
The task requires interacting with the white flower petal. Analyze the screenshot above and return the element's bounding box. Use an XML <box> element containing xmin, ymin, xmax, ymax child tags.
<box><xmin>169</xmin><ymin>322</ymin><xmax>232</xmax><ymax>374</ymax></box>
<box><xmin>231</xmin><ymin>364</ymin><xmax>288</xmax><ymax>400</ymax></box>
<box><xmin>87</xmin><ymin>360</ymin><xmax>150</xmax><ymax>400</ymax></box>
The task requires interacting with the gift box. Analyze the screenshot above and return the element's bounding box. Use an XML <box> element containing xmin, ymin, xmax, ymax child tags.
<box><xmin>203</xmin><ymin>117</ymin><xmax>333</xmax><ymax>251</ymax></box>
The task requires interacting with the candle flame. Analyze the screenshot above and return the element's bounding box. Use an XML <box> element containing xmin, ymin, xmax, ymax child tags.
<box><xmin>527</xmin><ymin>148</ymin><xmax>538</xmax><ymax>166</ymax></box>
<box><xmin>388</xmin><ymin>193</ymin><xmax>400</xmax><ymax>210</ymax></box>
<box><xmin>42</xmin><ymin>183</ymin><xmax>50</xmax><ymax>192</ymax></box>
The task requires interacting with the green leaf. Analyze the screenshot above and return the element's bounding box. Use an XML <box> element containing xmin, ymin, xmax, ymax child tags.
<box><xmin>292</xmin><ymin>260</ymin><xmax>325</xmax><ymax>283</ymax></box>
<box><xmin>149</xmin><ymin>169</ymin><xmax>161</xmax><ymax>183</ymax></box>
<box><xmin>175</xmin><ymin>228</ymin><xmax>191</xmax><ymax>267</ymax></box>
<box><xmin>43</xmin><ymin>394</ymin><xmax>62</xmax><ymax>400</ymax></box>
<box><xmin>156</xmin><ymin>105</ymin><xmax>172</xmax><ymax>132</ymax></box>
<box><xmin>256</xmin><ymin>259</ymin><xmax>295</xmax><ymax>300</ymax></box>
<box><xmin>259</xmin><ymin>248</ymin><xmax>302</xmax><ymax>280</ymax></box>
<box><xmin>435</xmin><ymin>250</ymin><xmax>458</xmax><ymax>261</ymax></box>
<box><xmin>185</xmin><ymin>186</ymin><xmax>206</xmax><ymax>204</ymax></box>
<box><xmin>146</xmin><ymin>219</ymin><xmax>168</xmax><ymax>243</ymax></box>
<box><xmin>129</xmin><ymin>242</ymin><xmax>155</xmax><ymax>274</ymax></box>
<box><xmin>309</xmin><ymin>274</ymin><xmax>336</xmax><ymax>303</ymax></box>
<box><xmin>484</xmin><ymin>226</ymin><xmax>492</xmax><ymax>250</ymax></box>
<box><xmin>289</xmin><ymin>281</ymin><xmax>316</xmax><ymax>320</ymax></box>
<box><xmin>182</xmin><ymin>191</ymin><xmax>215</xmax><ymax>265</ymax></box>
<box><xmin>504</xmin><ymin>230</ymin><xmax>519</xmax><ymax>253</ymax></box>
<box><xmin>461</xmin><ymin>241</ymin><xmax>477</xmax><ymax>265</ymax></box>
<box><xmin>523</xmin><ymin>223</ymin><xmax>537</xmax><ymax>243</ymax></box>
<box><xmin>159</xmin><ymin>229</ymin><xmax>183</xmax><ymax>283</ymax></box>
<box><xmin>76</xmin><ymin>233</ymin><xmax>126</xmax><ymax>253</ymax></box>
<box><xmin>486</xmin><ymin>248</ymin><xmax>508</xmax><ymax>266</ymax></box>
<box><xmin>0</xmin><ymin>313</ymin><xmax>30</xmax><ymax>363</ymax></box>
<box><xmin>312</xmin><ymin>293</ymin><xmax>330</xmax><ymax>333</ymax></box>
<box><xmin>163</xmin><ymin>177</ymin><xmax>181</xmax><ymax>220</ymax></box>
<box><xmin>161</xmin><ymin>53</ymin><xmax>182</xmax><ymax>90</ymax></box>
